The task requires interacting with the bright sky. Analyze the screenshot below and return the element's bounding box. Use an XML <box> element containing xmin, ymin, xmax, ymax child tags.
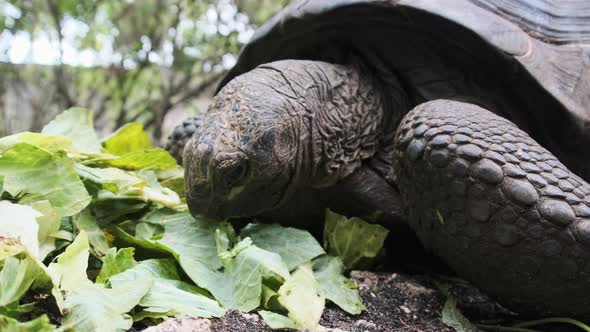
<box><xmin>0</xmin><ymin>0</ymin><xmax>252</xmax><ymax>69</ymax></box>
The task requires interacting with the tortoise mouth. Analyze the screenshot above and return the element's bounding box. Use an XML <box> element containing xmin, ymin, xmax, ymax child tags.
<box><xmin>186</xmin><ymin>166</ymin><xmax>297</xmax><ymax>221</ymax></box>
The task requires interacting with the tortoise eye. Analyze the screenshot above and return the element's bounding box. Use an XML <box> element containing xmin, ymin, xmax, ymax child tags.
<box><xmin>252</xmin><ymin>131</ymin><xmax>275</xmax><ymax>163</ymax></box>
<box><xmin>213</xmin><ymin>151</ymin><xmax>249</xmax><ymax>189</ymax></box>
<box><xmin>224</xmin><ymin>163</ymin><xmax>248</xmax><ymax>188</ymax></box>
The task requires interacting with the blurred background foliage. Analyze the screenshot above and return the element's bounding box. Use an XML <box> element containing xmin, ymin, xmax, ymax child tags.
<box><xmin>0</xmin><ymin>0</ymin><xmax>289</xmax><ymax>142</ymax></box>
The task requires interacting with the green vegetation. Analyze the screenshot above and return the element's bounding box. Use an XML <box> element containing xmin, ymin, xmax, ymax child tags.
<box><xmin>0</xmin><ymin>108</ymin><xmax>387</xmax><ymax>331</ymax></box>
<box><xmin>0</xmin><ymin>0</ymin><xmax>289</xmax><ymax>140</ymax></box>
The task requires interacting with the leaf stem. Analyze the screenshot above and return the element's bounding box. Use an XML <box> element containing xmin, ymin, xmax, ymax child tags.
<box><xmin>513</xmin><ymin>317</ymin><xmax>590</xmax><ymax>331</ymax></box>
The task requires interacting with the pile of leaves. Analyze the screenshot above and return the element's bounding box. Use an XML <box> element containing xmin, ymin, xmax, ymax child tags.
<box><xmin>0</xmin><ymin>108</ymin><xmax>389</xmax><ymax>331</ymax></box>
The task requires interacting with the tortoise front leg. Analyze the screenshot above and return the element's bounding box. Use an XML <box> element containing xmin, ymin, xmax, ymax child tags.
<box><xmin>165</xmin><ymin>116</ymin><xmax>203</xmax><ymax>165</ymax></box>
<box><xmin>393</xmin><ymin>99</ymin><xmax>590</xmax><ymax>318</ymax></box>
<box><xmin>320</xmin><ymin>165</ymin><xmax>406</xmax><ymax>228</ymax></box>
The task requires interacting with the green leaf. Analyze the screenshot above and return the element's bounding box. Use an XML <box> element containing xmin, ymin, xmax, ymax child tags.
<box><xmin>0</xmin><ymin>143</ymin><xmax>91</xmax><ymax>216</ymax></box>
<box><xmin>0</xmin><ymin>256</ymin><xmax>46</xmax><ymax>308</ymax></box>
<box><xmin>41</xmin><ymin>108</ymin><xmax>102</xmax><ymax>154</ymax></box>
<box><xmin>260</xmin><ymin>284</ymin><xmax>282</xmax><ymax>311</ymax></box>
<box><xmin>112</xmin><ymin>213</ymin><xmax>230</xmax><ymax>303</ymax></box>
<box><xmin>47</xmin><ymin>233</ymin><xmax>150</xmax><ymax>331</ymax></box>
<box><xmin>277</xmin><ymin>264</ymin><xmax>325</xmax><ymax>330</ymax></box>
<box><xmin>132</xmin><ymin>278</ymin><xmax>224</xmax><ymax>320</ymax></box>
<box><xmin>259</xmin><ymin>310</ymin><xmax>297</xmax><ymax>330</ymax></box>
<box><xmin>156</xmin><ymin>167</ymin><xmax>185</xmax><ymax>199</ymax></box>
<box><xmin>96</xmin><ymin>248</ymin><xmax>138</xmax><ymax>284</ymax></box>
<box><xmin>86</xmin><ymin>149</ymin><xmax>177</xmax><ymax>170</ymax></box>
<box><xmin>441</xmin><ymin>297</ymin><xmax>479</xmax><ymax>332</ymax></box>
<box><xmin>91</xmin><ymin>200</ymin><xmax>149</xmax><ymax>225</ymax></box>
<box><xmin>0</xmin><ymin>133</ymin><xmax>76</xmax><ymax>155</ymax></box>
<box><xmin>77</xmin><ymin>165</ymin><xmax>181</xmax><ymax>208</ymax></box>
<box><xmin>110</xmin><ymin>224</ymin><xmax>171</xmax><ymax>255</ymax></box>
<box><xmin>0</xmin><ymin>314</ymin><xmax>56</xmax><ymax>332</ymax></box>
<box><xmin>112</xmin><ymin>214</ymin><xmax>291</xmax><ymax>312</ymax></box>
<box><xmin>103</xmin><ymin>122</ymin><xmax>152</xmax><ymax>155</ymax></box>
<box><xmin>0</xmin><ymin>237</ymin><xmax>51</xmax><ymax>318</ymax></box>
<box><xmin>76</xmin><ymin>164</ymin><xmax>144</xmax><ymax>194</ymax></box>
<box><xmin>323</xmin><ymin>210</ymin><xmax>389</xmax><ymax>269</ymax></box>
<box><xmin>60</xmin><ymin>281</ymin><xmax>151</xmax><ymax>332</ymax></box>
<box><xmin>47</xmin><ymin>231</ymin><xmax>91</xmax><ymax>295</ymax></box>
<box><xmin>72</xmin><ymin>210</ymin><xmax>110</xmax><ymax>257</ymax></box>
<box><xmin>30</xmin><ymin>201</ymin><xmax>61</xmax><ymax>261</ymax></box>
<box><xmin>221</xmin><ymin>239</ymin><xmax>290</xmax><ymax>311</ymax></box>
<box><xmin>109</xmin><ymin>258</ymin><xmax>180</xmax><ymax>282</ymax></box>
<box><xmin>241</xmin><ymin>224</ymin><xmax>325</xmax><ymax>271</ymax></box>
<box><xmin>312</xmin><ymin>256</ymin><xmax>365</xmax><ymax>315</ymax></box>
<box><xmin>110</xmin><ymin>259</ymin><xmax>224</xmax><ymax>319</ymax></box>
<box><xmin>154</xmin><ymin>213</ymin><xmax>225</xmax><ymax>275</ymax></box>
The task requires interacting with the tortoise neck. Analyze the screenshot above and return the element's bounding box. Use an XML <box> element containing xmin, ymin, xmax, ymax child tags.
<box><xmin>285</xmin><ymin>60</ymin><xmax>392</xmax><ymax>188</ymax></box>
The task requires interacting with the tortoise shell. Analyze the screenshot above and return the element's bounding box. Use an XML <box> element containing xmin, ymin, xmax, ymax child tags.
<box><xmin>218</xmin><ymin>0</ymin><xmax>590</xmax><ymax>181</ymax></box>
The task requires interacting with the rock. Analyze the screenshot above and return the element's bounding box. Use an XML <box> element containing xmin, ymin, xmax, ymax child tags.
<box><xmin>143</xmin><ymin>317</ymin><xmax>212</xmax><ymax>332</ymax></box>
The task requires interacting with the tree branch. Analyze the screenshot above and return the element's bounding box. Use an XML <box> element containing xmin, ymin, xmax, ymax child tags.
<box><xmin>46</xmin><ymin>0</ymin><xmax>74</xmax><ymax>108</ymax></box>
<box><xmin>171</xmin><ymin>72</ymin><xmax>223</xmax><ymax>107</ymax></box>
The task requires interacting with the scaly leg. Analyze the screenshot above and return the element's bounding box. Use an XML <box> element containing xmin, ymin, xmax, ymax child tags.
<box><xmin>165</xmin><ymin>116</ymin><xmax>203</xmax><ymax>165</ymax></box>
<box><xmin>393</xmin><ymin>100</ymin><xmax>590</xmax><ymax>318</ymax></box>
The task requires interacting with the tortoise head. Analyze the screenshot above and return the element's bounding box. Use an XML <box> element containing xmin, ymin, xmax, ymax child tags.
<box><xmin>183</xmin><ymin>67</ymin><xmax>301</xmax><ymax>220</ymax></box>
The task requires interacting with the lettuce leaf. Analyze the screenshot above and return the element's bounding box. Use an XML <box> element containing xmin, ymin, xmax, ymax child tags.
<box><xmin>277</xmin><ymin>264</ymin><xmax>325</xmax><ymax>330</ymax></box>
<box><xmin>312</xmin><ymin>255</ymin><xmax>365</xmax><ymax>315</ymax></box>
<box><xmin>241</xmin><ymin>223</ymin><xmax>325</xmax><ymax>271</ymax></box>
<box><xmin>41</xmin><ymin>108</ymin><xmax>102</xmax><ymax>154</ymax></box>
<box><xmin>323</xmin><ymin>210</ymin><xmax>389</xmax><ymax>269</ymax></box>
<box><xmin>108</xmin><ymin>258</ymin><xmax>224</xmax><ymax>319</ymax></box>
<box><xmin>0</xmin><ymin>143</ymin><xmax>91</xmax><ymax>216</ymax></box>
<box><xmin>0</xmin><ymin>314</ymin><xmax>56</xmax><ymax>332</ymax></box>
<box><xmin>102</xmin><ymin>122</ymin><xmax>152</xmax><ymax>156</ymax></box>
<box><xmin>85</xmin><ymin>149</ymin><xmax>177</xmax><ymax>171</ymax></box>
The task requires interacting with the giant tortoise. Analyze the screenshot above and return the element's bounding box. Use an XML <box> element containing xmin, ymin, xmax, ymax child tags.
<box><xmin>166</xmin><ymin>0</ymin><xmax>590</xmax><ymax>318</ymax></box>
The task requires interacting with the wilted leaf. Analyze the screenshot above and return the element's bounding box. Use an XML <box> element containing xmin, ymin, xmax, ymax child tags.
<box><xmin>259</xmin><ymin>310</ymin><xmax>297</xmax><ymax>330</ymax></box>
<box><xmin>277</xmin><ymin>264</ymin><xmax>324</xmax><ymax>330</ymax></box>
<box><xmin>323</xmin><ymin>210</ymin><xmax>389</xmax><ymax>269</ymax></box>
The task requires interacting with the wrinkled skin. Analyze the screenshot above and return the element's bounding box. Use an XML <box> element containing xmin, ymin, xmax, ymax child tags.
<box><xmin>183</xmin><ymin>60</ymin><xmax>404</xmax><ymax>230</ymax></box>
<box><xmin>176</xmin><ymin>59</ymin><xmax>590</xmax><ymax>318</ymax></box>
